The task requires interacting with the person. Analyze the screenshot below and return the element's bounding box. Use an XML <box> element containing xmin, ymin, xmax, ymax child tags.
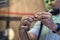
<box><xmin>20</xmin><ymin>0</ymin><xmax>60</xmax><ymax>40</ymax></box>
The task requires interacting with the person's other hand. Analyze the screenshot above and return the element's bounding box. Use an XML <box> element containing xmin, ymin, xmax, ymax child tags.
<box><xmin>35</xmin><ymin>12</ymin><xmax>57</xmax><ymax>31</ymax></box>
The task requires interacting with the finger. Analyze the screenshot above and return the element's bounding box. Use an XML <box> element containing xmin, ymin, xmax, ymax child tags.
<box><xmin>22</xmin><ymin>20</ymin><xmax>31</xmax><ymax>26</ymax></box>
<box><xmin>21</xmin><ymin>26</ymin><xmax>28</xmax><ymax>28</ymax></box>
<box><xmin>40</xmin><ymin>19</ymin><xmax>49</xmax><ymax>25</ymax></box>
<box><xmin>41</xmin><ymin>19</ymin><xmax>48</xmax><ymax>22</ymax></box>
<box><xmin>40</xmin><ymin>12</ymin><xmax>51</xmax><ymax>15</ymax></box>
<box><xmin>27</xmin><ymin>16</ymin><xmax>34</xmax><ymax>23</ymax></box>
<box><xmin>34</xmin><ymin>13</ymin><xmax>40</xmax><ymax>21</ymax></box>
<box><xmin>21</xmin><ymin>26</ymin><xmax>30</xmax><ymax>31</ymax></box>
<box><xmin>36</xmin><ymin>12</ymin><xmax>51</xmax><ymax>16</ymax></box>
<box><xmin>40</xmin><ymin>15</ymin><xmax>51</xmax><ymax>19</ymax></box>
<box><xmin>23</xmin><ymin>16</ymin><xmax>34</xmax><ymax>23</ymax></box>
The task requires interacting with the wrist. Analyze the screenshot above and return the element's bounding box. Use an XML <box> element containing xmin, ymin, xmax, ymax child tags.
<box><xmin>52</xmin><ymin>24</ymin><xmax>60</xmax><ymax>33</ymax></box>
<box><xmin>52</xmin><ymin>23</ymin><xmax>58</xmax><ymax>31</ymax></box>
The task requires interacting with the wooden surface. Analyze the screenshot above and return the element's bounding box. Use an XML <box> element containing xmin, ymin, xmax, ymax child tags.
<box><xmin>0</xmin><ymin>0</ymin><xmax>46</xmax><ymax>16</ymax></box>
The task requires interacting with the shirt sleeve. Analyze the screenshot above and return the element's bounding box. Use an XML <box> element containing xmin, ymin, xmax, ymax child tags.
<box><xmin>28</xmin><ymin>21</ymin><xmax>41</xmax><ymax>36</ymax></box>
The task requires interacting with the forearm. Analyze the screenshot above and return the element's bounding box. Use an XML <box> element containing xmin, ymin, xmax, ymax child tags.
<box><xmin>19</xmin><ymin>28</ymin><xmax>37</xmax><ymax>40</ymax></box>
<box><xmin>28</xmin><ymin>32</ymin><xmax>37</xmax><ymax>40</ymax></box>
<box><xmin>19</xmin><ymin>29</ymin><xmax>30</xmax><ymax>40</ymax></box>
<box><xmin>19</xmin><ymin>17</ymin><xmax>36</xmax><ymax>40</ymax></box>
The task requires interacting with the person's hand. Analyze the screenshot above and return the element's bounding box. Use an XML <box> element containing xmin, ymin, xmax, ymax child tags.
<box><xmin>21</xmin><ymin>16</ymin><xmax>34</xmax><ymax>31</ymax></box>
<box><xmin>35</xmin><ymin>12</ymin><xmax>58</xmax><ymax>31</ymax></box>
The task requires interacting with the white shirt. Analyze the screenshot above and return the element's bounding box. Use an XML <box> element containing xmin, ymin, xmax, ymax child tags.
<box><xmin>29</xmin><ymin>14</ymin><xmax>60</xmax><ymax>40</ymax></box>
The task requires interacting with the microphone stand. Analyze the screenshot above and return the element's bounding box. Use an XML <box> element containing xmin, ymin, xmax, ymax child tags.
<box><xmin>37</xmin><ymin>22</ymin><xmax>43</xmax><ymax>40</ymax></box>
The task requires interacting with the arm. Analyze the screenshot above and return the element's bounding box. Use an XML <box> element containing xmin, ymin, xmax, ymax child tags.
<box><xmin>27</xmin><ymin>32</ymin><xmax>37</xmax><ymax>40</ymax></box>
<box><xmin>20</xmin><ymin>20</ymin><xmax>41</xmax><ymax>40</ymax></box>
<box><xmin>19</xmin><ymin>29</ymin><xmax>30</xmax><ymax>40</ymax></box>
<box><xmin>35</xmin><ymin>12</ymin><xmax>60</xmax><ymax>35</ymax></box>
